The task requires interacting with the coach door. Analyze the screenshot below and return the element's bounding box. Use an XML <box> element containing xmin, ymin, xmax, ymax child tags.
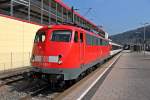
<box><xmin>79</xmin><ymin>32</ymin><xmax>84</xmax><ymax>65</ymax></box>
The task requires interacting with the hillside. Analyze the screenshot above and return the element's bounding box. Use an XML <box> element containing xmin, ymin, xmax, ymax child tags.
<box><xmin>111</xmin><ymin>25</ymin><xmax>150</xmax><ymax>45</ymax></box>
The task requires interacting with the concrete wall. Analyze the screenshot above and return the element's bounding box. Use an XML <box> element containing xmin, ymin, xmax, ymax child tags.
<box><xmin>0</xmin><ymin>16</ymin><xmax>42</xmax><ymax>71</ymax></box>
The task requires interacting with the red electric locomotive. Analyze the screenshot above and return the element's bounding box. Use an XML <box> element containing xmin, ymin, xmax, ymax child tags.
<box><xmin>29</xmin><ymin>24</ymin><xmax>110</xmax><ymax>82</ymax></box>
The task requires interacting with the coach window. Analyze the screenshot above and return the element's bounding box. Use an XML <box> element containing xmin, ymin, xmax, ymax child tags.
<box><xmin>74</xmin><ymin>31</ymin><xmax>78</xmax><ymax>43</ymax></box>
<box><xmin>80</xmin><ymin>33</ymin><xmax>83</xmax><ymax>43</ymax></box>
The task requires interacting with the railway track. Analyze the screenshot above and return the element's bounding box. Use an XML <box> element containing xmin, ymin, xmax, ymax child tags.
<box><xmin>19</xmin><ymin>83</ymin><xmax>61</xmax><ymax>100</ymax></box>
<box><xmin>0</xmin><ymin>67</ymin><xmax>32</xmax><ymax>88</ymax></box>
<box><xmin>0</xmin><ymin>54</ymin><xmax>121</xmax><ymax>100</ymax></box>
<box><xmin>20</xmin><ymin>85</ymin><xmax>50</xmax><ymax>100</ymax></box>
<box><xmin>0</xmin><ymin>71</ymin><xmax>62</xmax><ymax>100</ymax></box>
<box><xmin>0</xmin><ymin>73</ymin><xmax>24</xmax><ymax>88</ymax></box>
<box><xmin>20</xmin><ymin>54</ymin><xmax>121</xmax><ymax>100</ymax></box>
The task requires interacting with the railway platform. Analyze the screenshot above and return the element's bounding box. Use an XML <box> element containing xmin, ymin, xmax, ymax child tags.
<box><xmin>55</xmin><ymin>51</ymin><xmax>150</xmax><ymax>100</ymax></box>
<box><xmin>91</xmin><ymin>52</ymin><xmax>150</xmax><ymax>100</ymax></box>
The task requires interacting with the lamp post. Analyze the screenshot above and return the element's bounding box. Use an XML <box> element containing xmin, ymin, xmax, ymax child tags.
<box><xmin>71</xmin><ymin>6</ymin><xmax>79</xmax><ymax>24</ymax></box>
<box><xmin>141</xmin><ymin>22</ymin><xmax>149</xmax><ymax>54</ymax></box>
<box><xmin>135</xmin><ymin>31</ymin><xmax>142</xmax><ymax>52</ymax></box>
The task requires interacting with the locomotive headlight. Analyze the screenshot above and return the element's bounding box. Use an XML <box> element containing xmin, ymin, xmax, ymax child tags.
<box><xmin>58</xmin><ymin>60</ymin><xmax>63</xmax><ymax>64</ymax></box>
<box><xmin>58</xmin><ymin>55</ymin><xmax>62</xmax><ymax>59</ymax></box>
<box><xmin>58</xmin><ymin>55</ymin><xmax>63</xmax><ymax>64</ymax></box>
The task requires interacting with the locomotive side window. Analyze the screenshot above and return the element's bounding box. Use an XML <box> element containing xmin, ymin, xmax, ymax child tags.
<box><xmin>93</xmin><ymin>36</ymin><xmax>98</xmax><ymax>46</ymax></box>
<box><xmin>96</xmin><ymin>37</ymin><xmax>99</xmax><ymax>45</ymax></box>
<box><xmin>102</xmin><ymin>40</ymin><xmax>107</xmax><ymax>46</ymax></box>
<box><xmin>86</xmin><ymin>33</ymin><xmax>94</xmax><ymax>45</ymax></box>
<box><xmin>34</xmin><ymin>31</ymin><xmax>46</xmax><ymax>43</ymax></box>
<box><xmin>102</xmin><ymin>40</ymin><xmax>108</xmax><ymax>46</ymax></box>
<box><xmin>100</xmin><ymin>39</ymin><xmax>103</xmax><ymax>45</ymax></box>
<box><xmin>74</xmin><ymin>31</ymin><xmax>78</xmax><ymax>43</ymax></box>
<box><xmin>86</xmin><ymin>33</ymin><xmax>109</xmax><ymax>46</ymax></box>
<box><xmin>102</xmin><ymin>40</ymin><xmax>105</xmax><ymax>45</ymax></box>
<box><xmin>80</xmin><ymin>33</ymin><xmax>83</xmax><ymax>43</ymax></box>
<box><xmin>51</xmin><ymin>30</ymin><xmax>72</xmax><ymax>42</ymax></box>
<box><xmin>92</xmin><ymin>36</ymin><xmax>94</xmax><ymax>45</ymax></box>
<box><xmin>86</xmin><ymin>33</ymin><xmax>91</xmax><ymax>45</ymax></box>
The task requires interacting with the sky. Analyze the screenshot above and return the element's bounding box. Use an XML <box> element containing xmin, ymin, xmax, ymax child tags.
<box><xmin>63</xmin><ymin>0</ymin><xmax>150</xmax><ymax>35</ymax></box>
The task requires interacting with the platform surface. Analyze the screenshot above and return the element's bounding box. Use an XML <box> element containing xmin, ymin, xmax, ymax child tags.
<box><xmin>92</xmin><ymin>52</ymin><xmax>150</xmax><ymax>100</ymax></box>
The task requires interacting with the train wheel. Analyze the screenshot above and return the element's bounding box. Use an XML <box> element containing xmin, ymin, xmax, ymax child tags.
<box><xmin>96</xmin><ymin>63</ymin><xmax>101</xmax><ymax>68</ymax></box>
<box><xmin>60</xmin><ymin>80</ymin><xmax>75</xmax><ymax>89</ymax></box>
<box><xmin>58</xmin><ymin>81</ymin><xmax>65</xmax><ymax>88</ymax></box>
<box><xmin>23</xmin><ymin>72</ymin><xmax>33</xmax><ymax>81</ymax></box>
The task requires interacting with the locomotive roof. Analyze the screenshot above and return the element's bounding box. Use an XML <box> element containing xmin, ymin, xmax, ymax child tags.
<box><xmin>40</xmin><ymin>24</ymin><xmax>108</xmax><ymax>41</ymax></box>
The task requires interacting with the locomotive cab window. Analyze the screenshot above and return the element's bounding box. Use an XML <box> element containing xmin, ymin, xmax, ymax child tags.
<box><xmin>34</xmin><ymin>31</ymin><xmax>46</xmax><ymax>43</ymax></box>
<box><xmin>51</xmin><ymin>30</ymin><xmax>72</xmax><ymax>42</ymax></box>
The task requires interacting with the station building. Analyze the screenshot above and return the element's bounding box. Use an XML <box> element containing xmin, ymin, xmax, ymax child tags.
<box><xmin>0</xmin><ymin>0</ymin><xmax>105</xmax><ymax>71</ymax></box>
